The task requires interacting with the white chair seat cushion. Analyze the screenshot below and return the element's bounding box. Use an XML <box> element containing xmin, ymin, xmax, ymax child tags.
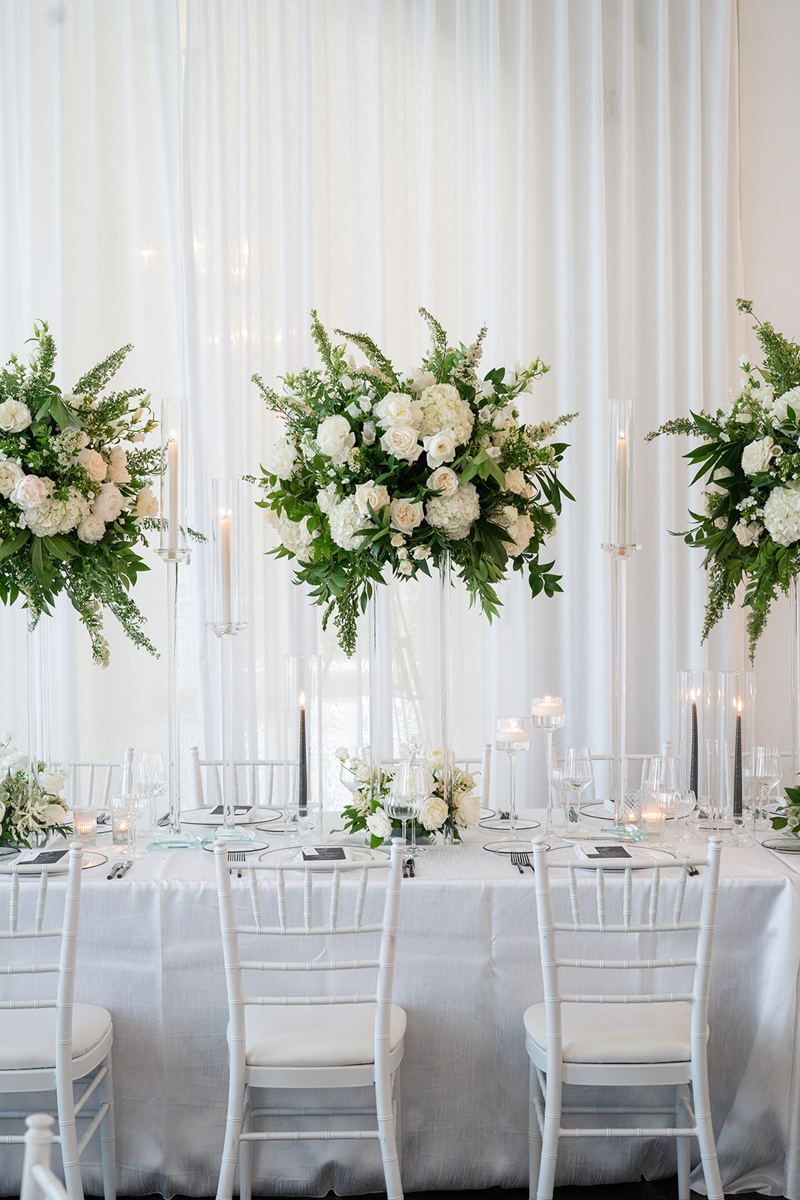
<box><xmin>524</xmin><ymin>1000</ymin><xmax>693</xmax><ymax>1064</ymax></box>
<box><xmin>243</xmin><ymin>1002</ymin><xmax>407</xmax><ymax>1068</ymax></box>
<box><xmin>0</xmin><ymin>1005</ymin><xmax>112</xmax><ymax>1070</ymax></box>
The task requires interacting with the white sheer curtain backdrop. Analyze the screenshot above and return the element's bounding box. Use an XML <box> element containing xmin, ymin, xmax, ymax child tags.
<box><xmin>0</xmin><ymin>1</ymin><xmax>746</xmax><ymax>809</ymax></box>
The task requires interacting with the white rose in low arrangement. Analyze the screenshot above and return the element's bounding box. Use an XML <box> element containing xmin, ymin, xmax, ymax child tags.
<box><xmin>0</xmin><ymin>399</ymin><xmax>32</xmax><ymax>432</ymax></box>
<box><xmin>417</xmin><ymin>794</ymin><xmax>449</xmax><ymax>831</ymax></box>
<box><xmin>390</xmin><ymin>497</ymin><xmax>424</xmax><ymax>533</ymax></box>
<box><xmin>741</xmin><ymin>436</ymin><xmax>777</xmax><ymax>476</ymax></box>
<box><xmin>0</xmin><ymin>458</ymin><xmax>24</xmax><ymax>498</ymax></box>
<box><xmin>365</xmin><ymin>807</ymin><xmax>393</xmax><ymax>841</ymax></box>
<box><xmin>0</xmin><ymin>735</ymin><xmax>72</xmax><ymax>849</ymax></box>
<box><xmin>252</xmin><ymin>309</ymin><xmax>574</xmax><ymax>655</ymax></box>
<box><xmin>454</xmin><ymin>793</ymin><xmax>481</xmax><ymax>828</ymax></box>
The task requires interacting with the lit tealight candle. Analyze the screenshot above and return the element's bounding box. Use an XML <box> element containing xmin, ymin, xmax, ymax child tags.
<box><xmin>531</xmin><ymin>696</ymin><xmax>566</xmax><ymax>717</ymax></box>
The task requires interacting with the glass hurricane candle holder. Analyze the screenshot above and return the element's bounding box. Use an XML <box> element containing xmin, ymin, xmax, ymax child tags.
<box><xmin>677</xmin><ymin>670</ymin><xmax>714</xmax><ymax>815</ymax></box>
<box><xmin>285</xmin><ymin>654</ymin><xmax>322</xmax><ymax>843</ymax></box>
<box><xmin>483</xmin><ymin>716</ymin><xmax>538</xmax><ymax>854</ymax></box>
<box><xmin>530</xmin><ymin>695</ymin><xmax>566</xmax><ymax>834</ymax></box>
<box><xmin>716</xmin><ymin>671</ymin><xmax>756</xmax><ymax>845</ymax></box>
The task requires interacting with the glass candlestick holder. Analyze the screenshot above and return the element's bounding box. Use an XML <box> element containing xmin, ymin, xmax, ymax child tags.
<box><xmin>483</xmin><ymin>716</ymin><xmax>539</xmax><ymax>854</ymax></box>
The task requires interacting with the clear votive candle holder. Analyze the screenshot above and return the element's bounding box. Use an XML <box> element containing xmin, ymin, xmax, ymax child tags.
<box><xmin>111</xmin><ymin>810</ymin><xmax>131</xmax><ymax>846</ymax></box>
<box><xmin>72</xmin><ymin>808</ymin><xmax>97</xmax><ymax>846</ymax></box>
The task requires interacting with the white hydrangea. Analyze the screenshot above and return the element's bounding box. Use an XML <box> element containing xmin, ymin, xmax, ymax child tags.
<box><xmin>278</xmin><ymin>514</ymin><xmax>314</xmax><ymax>558</ymax></box>
<box><xmin>328</xmin><ymin>496</ymin><xmax>372</xmax><ymax>551</ymax></box>
<box><xmin>763</xmin><ymin>483</ymin><xmax>800</xmax><ymax>546</ymax></box>
<box><xmin>25</xmin><ymin>487</ymin><xmax>90</xmax><ymax>537</ymax></box>
<box><xmin>266</xmin><ymin>437</ymin><xmax>298</xmax><ymax>479</ymax></box>
<box><xmin>425</xmin><ymin>482</ymin><xmax>480</xmax><ymax>540</ymax></box>
<box><xmin>418</xmin><ymin>383</ymin><xmax>475</xmax><ymax>445</ymax></box>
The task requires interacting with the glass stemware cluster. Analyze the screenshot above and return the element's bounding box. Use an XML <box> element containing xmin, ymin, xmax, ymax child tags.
<box><xmin>110</xmin><ymin>751</ymin><xmax>167</xmax><ymax>855</ymax></box>
<box><xmin>384</xmin><ymin>757</ymin><xmax>429</xmax><ymax>855</ymax></box>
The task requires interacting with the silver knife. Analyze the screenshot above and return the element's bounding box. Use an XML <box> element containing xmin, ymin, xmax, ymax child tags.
<box><xmin>107</xmin><ymin>861</ymin><xmax>124</xmax><ymax>879</ymax></box>
<box><xmin>115</xmin><ymin>859</ymin><xmax>134</xmax><ymax>879</ymax></box>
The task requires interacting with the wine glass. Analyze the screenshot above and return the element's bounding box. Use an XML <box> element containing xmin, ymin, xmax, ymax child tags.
<box><xmin>750</xmin><ymin>745</ymin><xmax>781</xmax><ymax>832</ymax></box>
<box><xmin>136</xmin><ymin>751</ymin><xmax>167</xmax><ymax>831</ymax></box>
<box><xmin>562</xmin><ymin>746</ymin><xmax>593</xmax><ymax>830</ymax></box>
<box><xmin>531</xmin><ymin>696</ymin><xmax>566</xmax><ymax>833</ymax></box>
<box><xmin>483</xmin><ymin>717</ymin><xmax>534</xmax><ymax>854</ymax></box>
<box><xmin>385</xmin><ymin>759</ymin><xmax>425</xmax><ymax>848</ymax></box>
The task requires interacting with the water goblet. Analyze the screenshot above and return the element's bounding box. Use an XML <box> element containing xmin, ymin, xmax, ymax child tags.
<box><xmin>385</xmin><ymin>760</ymin><xmax>424</xmax><ymax>848</ymax></box>
<box><xmin>562</xmin><ymin>746</ymin><xmax>593</xmax><ymax>830</ymax></box>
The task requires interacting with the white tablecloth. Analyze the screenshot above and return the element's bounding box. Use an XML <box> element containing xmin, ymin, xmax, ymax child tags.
<box><xmin>2</xmin><ymin>816</ymin><xmax>799</xmax><ymax>1198</ymax></box>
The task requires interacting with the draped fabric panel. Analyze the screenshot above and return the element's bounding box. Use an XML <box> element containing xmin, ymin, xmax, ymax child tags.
<box><xmin>0</xmin><ymin>1</ymin><xmax>744</xmax><ymax>809</ymax></box>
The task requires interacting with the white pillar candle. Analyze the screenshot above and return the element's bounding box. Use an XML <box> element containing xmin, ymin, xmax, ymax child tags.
<box><xmin>168</xmin><ymin>434</ymin><xmax>179</xmax><ymax>551</ymax></box>
<box><xmin>617</xmin><ymin>431</ymin><xmax>628</xmax><ymax>546</ymax></box>
<box><xmin>220</xmin><ymin>515</ymin><xmax>232</xmax><ymax>625</ymax></box>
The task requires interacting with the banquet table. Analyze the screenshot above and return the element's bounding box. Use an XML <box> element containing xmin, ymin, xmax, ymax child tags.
<box><xmin>2</xmin><ymin>813</ymin><xmax>800</xmax><ymax>1199</ymax></box>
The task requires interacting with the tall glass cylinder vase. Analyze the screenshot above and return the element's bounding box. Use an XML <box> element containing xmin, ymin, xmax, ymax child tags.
<box><xmin>27</xmin><ymin>619</ymin><xmax>51</xmax><ymax>777</ymax></box>
<box><xmin>439</xmin><ymin>550</ymin><xmax>454</xmax><ymax>839</ymax></box>
<box><xmin>155</xmin><ymin>398</ymin><xmax>191</xmax><ymax>839</ymax></box>
<box><xmin>791</xmin><ymin>577</ymin><xmax>800</xmax><ymax>786</ymax></box>
<box><xmin>677</xmin><ymin>670</ymin><xmax>715</xmax><ymax>809</ymax></box>
<box><xmin>206</xmin><ymin>479</ymin><xmax>249</xmax><ymax>839</ymax></box>
<box><xmin>716</xmin><ymin>671</ymin><xmax>756</xmax><ymax>840</ymax></box>
<box><xmin>285</xmin><ymin>654</ymin><xmax>322</xmax><ymax>843</ymax></box>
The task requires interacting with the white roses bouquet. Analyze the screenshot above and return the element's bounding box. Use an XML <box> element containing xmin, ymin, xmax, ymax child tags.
<box><xmin>337</xmin><ymin>747</ymin><xmax>480</xmax><ymax>848</ymax></box>
<box><xmin>253</xmin><ymin>310</ymin><xmax>576</xmax><ymax>654</ymax></box>
<box><xmin>0</xmin><ymin>323</ymin><xmax>160</xmax><ymax>665</ymax></box>
<box><xmin>648</xmin><ymin>300</ymin><xmax>800</xmax><ymax>656</ymax></box>
<box><xmin>0</xmin><ymin>734</ymin><xmax>71</xmax><ymax>849</ymax></box>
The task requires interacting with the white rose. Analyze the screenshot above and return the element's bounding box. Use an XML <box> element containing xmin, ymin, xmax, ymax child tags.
<box><xmin>77</xmin><ymin>514</ymin><xmax>106</xmax><ymax>544</ymax></box>
<box><xmin>770</xmin><ymin>386</ymin><xmax>800</xmax><ymax>426</ymax></box>
<box><xmin>504</xmin><ymin>467</ymin><xmax>535</xmax><ymax>499</ymax></box>
<box><xmin>362</xmin><ymin>420</ymin><xmax>377</xmax><ymax>446</ymax></box>
<box><xmin>763</xmin><ymin>483</ymin><xmax>800</xmax><ymax>546</ymax></box>
<box><xmin>741</xmin><ymin>436</ymin><xmax>777</xmax><ymax>476</ymax></box>
<box><xmin>2</xmin><ymin>751</ymin><xmax>28</xmax><ymax>773</ymax></box>
<box><xmin>390</xmin><ymin>497</ymin><xmax>424</xmax><ymax>533</ymax></box>
<box><xmin>10</xmin><ymin>475</ymin><xmax>53</xmax><ymax>510</ymax></box>
<box><xmin>366</xmin><ymin>807</ymin><xmax>393</xmax><ymax>840</ymax></box>
<box><xmin>455</xmin><ymin>793</ymin><xmax>481</xmax><ymax>827</ymax></box>
<box><xmin>412</xmin><ymin>545</ymin><xmax>431</xmax><ymax>560</ymax></box>
<box><xmin>409</xmin><ymin>369</ymin><xmax>436</xmax><ymax>393</ymax></box>
<box><xmin>266</xmin><ymin>437</ymin><xmax>298</xmax><ymax>479</ymax></box>
<box><xmin>423</xmin><ymin>428</ymin><xmax>457</xmax><ymax>469</ymax></box>
<box><xmin>134</xmin><ymin>486</ymin><xmax>158</xmax><ymax>520</ymax></box>
<box><xmin>736</xmin><ymin>408</ymin><xmax>753</xmax><ymax>424</ymax></box>
<box><xmin>0</xmin><ymin>458</ymin><xmax>24</xmax><ymax>498</ymax></box>
<box><xmin>354</xmin><ymin>480</ymin><xmax>390</xmax><ymax>517</ymax></box>
<box><xmin>104</xmin><ymin>445</ymin><xmax>130</xmax><ymax>483</ymax></box>
<box><xmin>90</xmin><ymin>482</ymin><xmax>125</xmax><ymax>522</ymax></box>
<box><xmin>418</xmin><ymin>794</ymin><xmax>449</xmax><ymax>831</ymax></box>
<box><xmin>390</xmin><ymin>532</ymin><xmax>405</xmax><ymax>547</ymax></box>
<box><xmin>379</xmin><ymin>425</ymin><xmax>423</xmax><ymax>463</ymax></box>
<box><xmin>316</xmin><ymin>415</ymin><xmax>355</xmax><ymax>459</ymax></box>
<box><xmin>0</xmin><ymin>399</ymin><xmax>32</xmax><ymax>432</ymax></box>
<box><xmin>398</xmin><ymin>560</ymin><xmax>413</xmax><ymax>575</ymax></box>
<box><xmin>356</xmin><ymin>763</ymin><xmax>372</xmax><ymax>783</ymax></box>
<box><xmin>41</xmin><ymin>804</ymin><xmax>67</xmax><ymax>825</ymax></box>
<box><xmin>427</xmin><ymin>466</ymin><xmax>459</xmax><ymax>497</ymax></box>
<box><xmin>733</xmin><ymin>521</ymin><xmax>762</xmax><ymax>547</ymax></box>
<box><xmin>373</xmin><ymin>392</ymin><xmax>423</xmax><ymax>429</ymax></box>
<box><xmin>316</xmin><ymin>483</ymin><xmax>338</xmax><ymax>513</ymax></box>
<box><xmin>38</xmin><ymin>770</ymin><xmax>65</xmax><ymax>794</ymax></box>
<box><xmin>77</xmin><ymin>448</ymin><xmax>108</xmax><ymax>482</ymax></box>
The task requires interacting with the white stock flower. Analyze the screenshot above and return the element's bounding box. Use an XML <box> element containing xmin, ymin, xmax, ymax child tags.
<box><xmin>770</xmin><ymin>386</ymin><xmax>800</xmax><ymax>425</ymax></box>
<box><xmin>409</xmin><ymin>369</ymin><xmax>436</xmax><ymax>393</ymax></box>
<box><xmin>316</xmin><ymin>415</ymin><xmax>355</xmax><ymax>459</ymax></box>
<box><xmin>423</xmin><ymin>427</ymin><xmax>457</xmax><ymax>469</ymax></box>
<box><xmin>361</xmin><ymin>420</ymin><xmax>377</xmax><ymax>446</ymax></box>
<box><xmin>418</xmin><ymin>794</ymin><xmax>449</xmax><ymax>831</ymax></box>
<box><xmin>426</xmin><ymin>466</ymin><xmax>459</xmax><ymax>497</ymax></box>
<box><xmin>0</xmin><ymin>458</ymin><xmax>24</xmax><ymax>498</ymax></box>
<box><xmin>90</xmin><ymin>482</ymin><xmax>125</xmax><ymax>523</ymax></box>
<box><xmin>134</xmin><ymin>486</ymin><xmax>158</xmax><ymax>520</ymax></box>
<box><xmin>373</xmin><ymin>392</ymin><xmax>422</xmax><ymax>429</ymax></box>
<box><xmin>354</xmin><ymin>480</ymin><xmax>390</xmax><ymax>517</ymax></box>
<box><xmin>366</xmin><ymin>807</ymin><xmax>393</xmax><ymax>840</ymax></box>
<box><xmin>0</xmin><ymin>399</ymin><xmax>32</xmax><ymax>432</ymax></box>
<box><xmin>418</xmin><ymin>384</ymin><xmax>474</xmax><ymax>445</ymax></box>
<box><xmin>265</xmin><ymin>437</ymin><xmax>298</xmax><ymax>479</ymax></box>
<box><xmin>77</xmin><ymin>514</ymin><xmax>106</xmax><ymax>544</ymax></box>
<box><xmin>328</xmin><ymin>496</ymin><xmax>372</xmax><ymax>551</ymax></box>
<box><xmin>77</xmin><ymin>448</ymin><xmax>108</xmax><ymax>482</ymax></box>
<box><xmin>733</xmin><ymin>521</ymin><xmax>762</xmax><ymax>547</ymax></box>
<box><xmin>379</xmin><ymin>425</ymin><xmax>423</xmax><ymax>463</ymax></box>
<box><xmin>105</xmin><ymin>446</ymin><xmax>130</xmax><ymax>484</ymax></box>
<box><xmin>278</xmin><ymin>514</ymin><xmax>313</xmax><ymax>558</ymax></box>
<box><xmin>425</xmin><ymin>482</ymin><xmax>480</xmax><ymax>540</ymax></box>
<box><xmin>390</xmin><ymin>497</ymin><xmax>424</xmax><ymax>533</ymax></box>
<box><xmin>763</xmin><ymin>483</ymin><xmax>800</xmax><ymax>546</ymax></box>
<box><xmin>741</xmin><ymin>436</ymin><xmax>777</xmax><ymax>476</ymax></box>
<box><xmin>11</xmin><ymin>475</ymin><xmax>53</xmax><ymax>510</ymax></box>
<box><xmin>504</xmin><ymin>467</ymin><xmax>534</xmax><ymax>499</ymax></box>
<box><xmin>316</xmin><ymin>483</ymin><xmax>338</xmax><ymax>513</ymax></box>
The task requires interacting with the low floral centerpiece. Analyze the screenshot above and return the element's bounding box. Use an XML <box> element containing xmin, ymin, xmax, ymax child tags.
<box><xmin>648</xmin><ymin>300</ymin><xmax>800</xmax><ymax>658</ymax></box>
<box><xmin>337</xmin><ymin>748</ymin><xmax>481</xmax><ymax>848</ymax></box>
<box><xmin>0</xmin><ymin>323</ymin><xmax>160</xmax><ymax>664</ymax></box>
<box><xmin>0</xmin><ymin>735</ymin><xmax>70</xmax><ymax>849</ymax></box>
<box><xmin>252</xmin><ymin>309</ymin><xmax>575</xmax><ymax>654</ymax></box>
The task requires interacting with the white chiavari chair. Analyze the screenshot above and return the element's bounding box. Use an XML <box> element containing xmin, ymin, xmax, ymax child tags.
<box><xmin>21</xmin><ymin>1114</ymin><xmax>70</xmax><ymax>1200</ymax></box>
<box><xmin>189</xmin><ymin>747</ymin><xmax>292</xmax><ymax>811</ymax></box>
<box><xmin>62</xmin><ymin>750</ymin><xmax>134</xmax><ymax>810</ymax></box>
<box><xmin>213</xmin><ymin>841</ymin><xmax>406</xmax><ymax>1200</ymax></box>
<box><xmin>0</xmin><ymin>845</ymin><xmax>116</xmax><ymax>1200</ymax></box>
<box><xmin>525</xmin><ymin>836</ymin><xmax>724</xmax><ymax>1200</ymax></box>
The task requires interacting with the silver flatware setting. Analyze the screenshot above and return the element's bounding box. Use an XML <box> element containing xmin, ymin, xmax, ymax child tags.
<box><xmin>510</xmin><ymin>852</ymin><xmax>534</xmax><ymax>875</ymax></box>
<box><xmin>228</xmin><ymin>850</ymin><xmax>247</xmax><ymax>877</ymax></box>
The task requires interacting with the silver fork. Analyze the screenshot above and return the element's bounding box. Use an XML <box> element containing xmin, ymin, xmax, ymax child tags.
<box><xmin>510</xmin><ymin>851</ymin><xmax>534</xmax><ymax>875</ymax></box>
<box><xmin>228</xmin><ymin>850</ymin><xmax>247</xmax><ymax>878</ymax></box>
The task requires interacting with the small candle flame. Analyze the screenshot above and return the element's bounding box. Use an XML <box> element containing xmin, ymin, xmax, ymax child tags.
<box><xmin>618</xmin><ymin>430</ymin><xmax>626</xmax><ymax>441</ymax></box>
<box><xmin>299</xmin><ymin>691</ymin><xmax>306</xmax><ymax>709</ymax></box>
<box><xmin>737</xmin><ymin>698</ymin><xmax>742</xmax><ymax>714</ymax></box>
